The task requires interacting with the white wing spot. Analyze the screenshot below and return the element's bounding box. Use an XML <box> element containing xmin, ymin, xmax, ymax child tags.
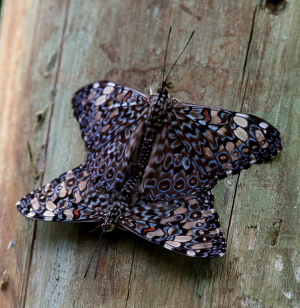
<box><xmin>234</xmin><ymin>127</ymin><xmax>248</xmax><ymax>141</ymax></box>
<box><xmin>165</xmin><ymin>241</ymin><xmax>181</xmax><ymax>248</ymax></box>
<box><xmin>255</xmin><ymin>130</ymin><xmax>269</xmax><ymax>148</ymax></box>
<box><xmin>79</xmin><ymin>179</ymin><xmax>88</xmax><ymax>191</ymax></box>
<box><xmin>46</xmin><ymin>201</ymin><xmax>57</xmax><ymax>211</ymax></box>
<box><xmin>146</xmin><ymin>229</ymin><xmax>164</xmax><ymax>238</ymax></box>
<box><xmin>182</xmin><ymin>221</ymin><xmax>197</xmax><ymax>229</ymax></box>
<box><xmin>102</xmin><ymin>86</ymin><xmax>114</xmax><ymax>94</ymax></box>
<box><xmin>201</xmin><ymin>209</ymin><xmax>215</xmax><ymax>217</ymax></box>
<box><xmin>236</xmin><ymin>113</ymin><xmax>249</xmax><ymax>118</ymax></box>
<box><xmin>43</xmin><ymin>210</ymin><xmax>55</xmax><ymax>217</ymax></box>
<box><xmin>63</xmin><ymin>208</ymin><xmax>75</xmax><ymax>220</ymax></box>
<box><xmin>187</xmin><ymin>250</ymin><xmax>196</xmax><ymax>256</ymax></box>
<box><xmin>31</xmin><ymin>198</ymin><xmax>41</xmax><ymax>211</ymax></box>
<box><xmin>161</xmin><ymin>216</ymin><xmax>179</xmax><ymax>224</ymax></box>
<box><xmin>259</xmin><ymin>122</ymin><xmax>268</xmax><ymax>129</ymax></box>
<box><xmin>192</xmin><ymin>242</ymin><xmax>213</xmax><ymax>249</ymax></box>
<box><xmin>58</xmin><ymin>182</ymin><xmax>67</xmax><ymax>198</ymax></box>
<box><xmin>174</xmin><ymin>206</ymin><xmax>187</xmax><ymax>215</ymax></box>
<box><xmin>66</xmin><ymin>170</ymin><xmax>74</xmax><ymax>180</ymax></box>
<box><xmin>233</xmin><ymin>116</ymin><xmax>248</xmax><ymax>127</ymax></box>
<box><xmin>209</xmin><ymin>228</ymin><xmax>220</xmax><ymax>235</ymax></box>
<box><xmin>95</xmin><ymin>95</ymin><xmax>107</xmax><ymax>106</ymax></box>
<box><xmin>174</xmin><ymin>235</ymin><xmax>192</xmax><ymax>242</ymax></box>
<box><xmin>27</xmin><ymin>211</ymin><xmax>36</xmax><ymax>218</ymax></box>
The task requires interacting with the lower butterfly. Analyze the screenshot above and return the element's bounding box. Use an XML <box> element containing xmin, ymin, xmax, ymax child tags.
<box><xmin>17</xmin><ymin>79</ymin><xmax>282</xmax><ymax>258</ymax></box>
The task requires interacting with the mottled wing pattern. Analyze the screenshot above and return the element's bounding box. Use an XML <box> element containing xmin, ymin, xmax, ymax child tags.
<box><xmin>142</xmin><ymin>102</ymin><xmax>282</xmax><ymax>201</ymax></box>
<box><xmin>72</xmin><ymin>81</ymin><xmax>150</xmax><ymax>150</ymax></box>
<box><xmin>16</xmin><ymin>163</ymin><xmax>107</xmax><ymax>222</ymax></box>
<box><xmin>171</xmin><ymin>102</ymin><xmax>281</xmax><ymax>173</ymax></box>
<box><xmin>121</xmin><ymin>190</ymin><xmax>226</xmax><ymax>257</ymax></box>
<box><xmin>142</xmin><ymin>121</ymin><xmax>204</xmax><ymax>201</ymax></box>
<box><xmin>87</xmin><ymin>120</ymin><xmax>145</xmax><ymax>192</ymax></box>
<box><xmin>16</xmin><ymin>78</ymin><xmax>282</xmax><ymax>259</ymax></box>
<box><xmin>72</xmin><ymin>81</ymin><xmax>150</xmax><ymax>192</ymax></box>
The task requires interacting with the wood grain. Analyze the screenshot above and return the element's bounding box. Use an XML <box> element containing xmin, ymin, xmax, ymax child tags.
<box><xmin>0</xmin><ymin>1</ymin><xmax>299</xmax><ymax>307</ymax></box>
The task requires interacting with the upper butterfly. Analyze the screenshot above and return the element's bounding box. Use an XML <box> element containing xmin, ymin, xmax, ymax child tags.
<box><xmin>16</xmin><ymin>29</ymin><xmax>282</xmax><ymax>258</ymax></box>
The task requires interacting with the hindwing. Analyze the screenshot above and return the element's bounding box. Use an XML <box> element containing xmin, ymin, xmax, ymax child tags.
<box><xmin>121</xmin><ymin>190</ymin><xmax>226</xmax><ymax>257</ymax></box>
<box><xmin>16</xmin><ymin>163</ymin><xmax>107</xmax><ymax>222</ymax></box>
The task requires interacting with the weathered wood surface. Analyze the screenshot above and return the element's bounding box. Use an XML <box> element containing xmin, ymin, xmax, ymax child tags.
<box><xmin>0</xmin><ymin>1</ymin><xmax>299</xmax><ymax>307</ymax></box>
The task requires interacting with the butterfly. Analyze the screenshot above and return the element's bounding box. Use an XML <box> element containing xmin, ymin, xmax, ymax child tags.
<box><xmin>16</xmin><ymin>30</ymin><xmax>282</xmax><ymax>259</ymax></box>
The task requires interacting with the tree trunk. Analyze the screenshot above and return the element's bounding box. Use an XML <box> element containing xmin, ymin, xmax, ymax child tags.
<box><xmin>0</xmin><ymin>0</ymin><xmax>298</xmax><ymax>307</ymax></box>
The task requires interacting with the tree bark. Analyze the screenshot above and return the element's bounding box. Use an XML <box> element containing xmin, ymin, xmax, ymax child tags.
<box><xmin>0</xmin><ymin>1</ymin><xmax>298</xmax><ymax>307</ymax></box>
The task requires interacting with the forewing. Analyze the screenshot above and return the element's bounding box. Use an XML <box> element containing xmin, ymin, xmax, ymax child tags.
<box><xmin>170</xmin><ymin>102</ymin><xmax>282</xmax><ymax>179</ymax></box>
<box><xmin>121</xmin><ymin>190</ymin><xmax>226</xmax><ymax>258</ymax></box>
<box><xmin>16</xmin><ymin>162</ymin><xmax>108</xmax><ymax>222</ymax></box>
<box><xmin>72</xmin><ymin>81</ymin><xmax>150</xmax><ymax>150</ymax></box>
<box><xmin>141</xmin><ymin>102</ymin><xmax>281</xmax><ymax>202</ymax></box>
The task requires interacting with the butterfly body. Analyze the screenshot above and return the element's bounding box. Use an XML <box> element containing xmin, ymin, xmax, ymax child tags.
<box><xmin>17</xmin><ymin>80</ymin><xmax>282</xmax><ymax>258</ymax></box>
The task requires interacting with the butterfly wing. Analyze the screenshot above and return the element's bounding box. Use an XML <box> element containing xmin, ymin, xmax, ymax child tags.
<box><xmin>72</xmin><ymin>81</ymin><xmax>150</xmax><ymax>192</ymax></box>
<box><xmin>72</xmin><ymin>81</ymin><xmax>150</xmax><ymax>150</ymax></box>
<box><xmin>16</xmin><ymin>163</ymin><xmax>108</xmax><ymax>222</ymax></box>
<box><xmin>141</xmin><ymin>121</ymin><xmax>205</xmax><ymax>201</ymax></box>
<box><xmin>17</xmin><ymin>82</ymin><xmax>151</xmax><ymax>222</ymax></box>
<box><xmin>141</xmin><ymin>102</ymin><xmax>282</xmax><ymax>201</ymax></box>
<box><xmin>120</xmin><ymin>190</ymin><xmax>226</xmax><ymax>257</ymax></box>
<box><xmin>87</xmin><ymin>119</ymin><xmax>146</xmax><ymax>192</ymax></box>
<box><xmin>171</xmin><ymin>101</ymin><xmax>282</xmax><ymax>171</ymax></box>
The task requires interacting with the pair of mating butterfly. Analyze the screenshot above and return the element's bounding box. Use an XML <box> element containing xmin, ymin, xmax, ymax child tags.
<box><xmin>17</xmin><ymin>28</ymin><xmax>282</xmax><ymax>259</ymax></box>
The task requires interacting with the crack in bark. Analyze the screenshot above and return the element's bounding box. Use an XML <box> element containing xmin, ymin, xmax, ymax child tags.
<box><xmin>125</xmin><ymin>242</ymin><xmax>136</xmax><ymax>308</ymax></box>
<box><xmin>241</xmin><ymin>5</ymin><xmax>258</xmax><ymax>94</ymax></box>
<box><xmin>225</xmin><ymin>176</ymin><xmax>240</xmax><ymax>240</ymax></box>
<box><xmin>21</xmin><ymin>221</ymin><xmax>37</xmax><ymax>308</ymax></box>
<box><xmin>227</xmin><ymin>6</ymin><xmax>258</xmax><ymax>239</ymax></box>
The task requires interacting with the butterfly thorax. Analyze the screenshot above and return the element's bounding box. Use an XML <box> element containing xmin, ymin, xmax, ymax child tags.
<box><xmin>147</xmin><ymin>84</ymin><xmax>170</xmax><ymax>128</ymax></box>
<box><xmin>103</xmin><ymin>200</ymin><xmax>127</xmax><ymax>230</ymax></box>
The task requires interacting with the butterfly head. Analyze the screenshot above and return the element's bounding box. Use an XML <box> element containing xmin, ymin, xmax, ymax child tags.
<box><xmin>102</xmin><ymin>222</ymin><xmax>117</xmax><ymax>232</ymax></box>
<box><xmin>157</xmin><ymin>81</ymin><xmax>171</xmax><ymax>99</ymax></box>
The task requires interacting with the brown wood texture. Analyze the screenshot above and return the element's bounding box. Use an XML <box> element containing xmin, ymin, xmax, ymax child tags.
<box><xmin>0</xmin><ymin>1</ymin><xmax>299</xmax><ymax>307</ymax></box>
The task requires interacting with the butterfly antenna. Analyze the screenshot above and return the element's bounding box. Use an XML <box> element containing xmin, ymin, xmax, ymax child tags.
<box><xmin>162</xmin><ymin>27</ymin><xmax>172</xmax><ymax>83</ymax></box>
<box><xmin>165</xmin><ymin>30</ymin><xmax>194</xmax><ymax>83</ymax></box>
<box><xmin>84</xmin><ymin>224</ymin><xmax>108</xmax><ymax>279</ymax></box>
